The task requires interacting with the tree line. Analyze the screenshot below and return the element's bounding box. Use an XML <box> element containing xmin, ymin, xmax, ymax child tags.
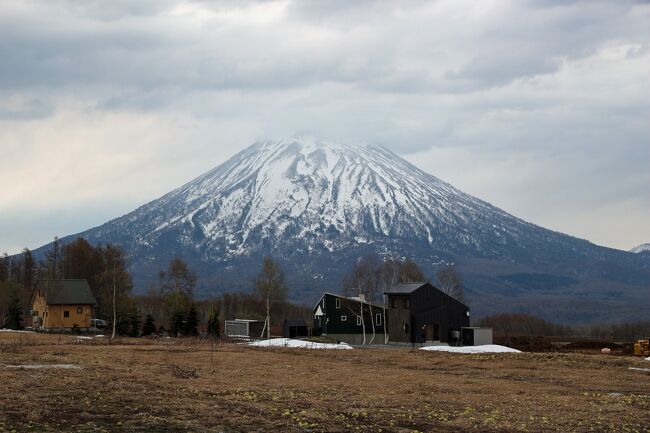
<box><xmin>477</xmin><ymin>312</ymin><xmax>650</xmax><ymax>341</ymax></box>
<box><xmin>0</xmin><ymin>237</ymin><xmax>306</xmax><ymax>337</ymax></box>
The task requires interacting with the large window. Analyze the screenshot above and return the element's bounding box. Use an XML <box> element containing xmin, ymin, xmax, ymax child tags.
<box><xmin>64</xmin><ymin>311</ymin><xmax>70</xmax><ymax>318</ymax></box>
<box><xmin>376</xmin><ymin>313</ymin><xmax>382</xmax><ymax>326</ymax></box>
<box><xmin>335</xmin><ymin>298</ymin><xmax>341</xmax><ymax>309</ymax></box>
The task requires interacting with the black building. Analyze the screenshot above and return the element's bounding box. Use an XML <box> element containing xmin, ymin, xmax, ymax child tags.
<box><xmin>312</xmin><ymin>292</ymin><xmax>387</xmax><ymax>345</ymax></box>
<box><xmin>384</xmin><ymin>282</ymin><xmax>470</xmax><ymax>344</ymax></box>
<box><xmin>282</xmin><ymin>318</ymin><xmax>308</xmax><ymax>338</ymax></box>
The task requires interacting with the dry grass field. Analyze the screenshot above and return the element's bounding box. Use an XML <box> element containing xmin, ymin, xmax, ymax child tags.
<box><xmin>1</xmin><ymin>331</ymin><xmax>650</xmax><ymax>433</ymax></box>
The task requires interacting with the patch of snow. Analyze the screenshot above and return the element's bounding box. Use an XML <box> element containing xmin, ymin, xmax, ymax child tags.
<box><xmin>420</xmin><ymin>344</ymin><xmax>521</xmax><ymax>354</ymax></box>
<box><xmin>249</xmin><ymin>338</ymin><xmax>352</xmax><ymax>350</ymax></box>
<box><xmin>629</xmin><ymin>367</ymin><xmax>650</xmax><ymax>372</ymax></box>
<box><xmin>0</xmin><ymin>329</ymin><xmax>35</xmax><ymax>333</ymax></box>
<box><xmin>3</xmin><ymin>364</ymin><xmax>81</xmax><ymax>370</ymax></box>
<box><xmin>645</xmin><ymin>356</ymin><xmax>650</xmax><ymax>361</ymax></box>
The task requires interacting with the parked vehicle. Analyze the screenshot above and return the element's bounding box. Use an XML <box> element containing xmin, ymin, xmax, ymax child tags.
<box><xmin>90</xmin><ymin>318</ymin><xmax>107</xmax><ymax>329</ymax></box>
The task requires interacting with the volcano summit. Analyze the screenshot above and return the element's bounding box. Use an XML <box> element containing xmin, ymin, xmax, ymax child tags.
<box><xmin>47</xmin><ymin>135</ymin><xmax>650</xmax><ymax>323</ymax></box>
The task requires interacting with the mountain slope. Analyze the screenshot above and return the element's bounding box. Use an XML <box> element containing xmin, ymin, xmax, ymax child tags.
<box><xmin>631</xmin><ymin>243</ymin><xmax>650</xmax><ymax>254</ymax></box>
<box><xmin>49</xmin><ymin>135</ymin><xmax>650</xmax><ymax>323</ymax></box>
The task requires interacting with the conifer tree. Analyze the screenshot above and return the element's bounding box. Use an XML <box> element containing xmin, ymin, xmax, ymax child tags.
<box><xmin>206</xmin><ymin>307</ymin><xmax>220</xmax><ymax>337</ymax></box>
<box><xmin>185</xmin><ymin>304</ymin><xmax>199</xmax><ymax>336</ymax></box>
<box><xmin>170</xmin><ymin>310</ymin><xmax>185</xmax><ymax>337</ymax></box>
<box><xmin>142</xmin><ymin>314</ymin><xmax>156</xmax><ymax>336</ymax></box>
<box><xmin>128</xmin><ymin>307</ymin><xmax>141</xmax><ymax>337</ymax></box>
<box><xmin>5</xmin><ymin>292</ymin><xmax>23</xmax><ymax>330</ymax></box>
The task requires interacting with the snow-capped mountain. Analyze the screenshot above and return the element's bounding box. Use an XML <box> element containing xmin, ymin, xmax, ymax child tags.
<box><xmin>631</xmin><ymin>243</ymin><xmax>650</xmax><ymax>254</ymax></box>
<box><xmin>49</xmin><ymin>134</ymin><xmax>650</xmax><ymax>323</ymax></box>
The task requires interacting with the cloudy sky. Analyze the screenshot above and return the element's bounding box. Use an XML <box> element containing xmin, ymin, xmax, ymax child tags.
<box><xmin>1</xmin><ymin>0</ymin><xmax>649</xmax><ymax>255</ymax></box>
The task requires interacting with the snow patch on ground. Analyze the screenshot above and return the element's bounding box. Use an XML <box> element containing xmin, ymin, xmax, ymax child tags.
<box><xmin>646</xmin><ymin>356</ymin><xmax>650</xmax><ymax>361</ymax></box>
<box><xmin>3</xmin><ymin>364</ymin><xmax>81</xmax><ymax>370</ymax></box>
<box><xmin>249</xmin><ymin>338</ymin><xmax>352</xmax><ymax>350</ymax></box>
<box><xmin>0</xmin><ymin>329</ymin><xmax>35</xmax><ymax>333</ymax></box>
<box><xmin>420</xmin><ymin>344</ymin><xmax>521</xmax><ymax>354</ymax></box>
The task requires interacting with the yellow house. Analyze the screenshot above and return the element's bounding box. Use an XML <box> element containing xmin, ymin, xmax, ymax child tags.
<box><xmin>31</xmin><ymin>279</ymin><xmax>97</xmax><ymax>330</ymax></box>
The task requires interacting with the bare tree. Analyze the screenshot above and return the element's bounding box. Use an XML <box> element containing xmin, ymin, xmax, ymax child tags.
<box><xmin>436</xmin><ymin>264</ymin><xmax>464</xmax><ymax>302</ymax></box>
<box><xmin>343</xmin><ymin>254</ymin><xmax>383</xmax><ymax>344</ymax></box>
<box><xmin>254</xmin><ymin>257</ymin><xmax>288</xmax><ymax>339</ymax></box>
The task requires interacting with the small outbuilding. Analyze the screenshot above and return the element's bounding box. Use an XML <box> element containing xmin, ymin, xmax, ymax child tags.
<box><xmin>282</xmin><ymin>318</ymin><xmax>308</xmax><ymax>338</ymax></box>
<box><xmin>461</xmin><ymin>327</ymin><xmax>493</xmax><ymax>346</ymax></box>
<box><xmin>224</xmin><ymin>319</ymin><xmax>266</xmax><ymax>339</ymax></box>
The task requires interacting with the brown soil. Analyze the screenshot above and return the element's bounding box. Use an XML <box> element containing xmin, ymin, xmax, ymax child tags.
<box><xmin>1</xmin><ymin>332</ymin><xmax>649</xmax><ymax>433</ymax></box>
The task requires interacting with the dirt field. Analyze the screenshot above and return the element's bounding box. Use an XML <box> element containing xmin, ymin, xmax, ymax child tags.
<box><xmin>1</xmin><ymin>332</ymin><xmax>649</xmax><ymax>433</ymax></box>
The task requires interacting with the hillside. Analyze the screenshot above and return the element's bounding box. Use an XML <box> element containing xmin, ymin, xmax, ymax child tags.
<box><xmin>39</xmin><ymin>135</ymin><xmax>650</xmax><ymax>323</ymax></box>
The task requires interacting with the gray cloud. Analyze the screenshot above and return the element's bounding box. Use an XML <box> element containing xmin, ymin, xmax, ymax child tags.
<box><xmin>0</xmin><ymin>0</ymin><xmax>649</xmax><ymax>253</ymax></box>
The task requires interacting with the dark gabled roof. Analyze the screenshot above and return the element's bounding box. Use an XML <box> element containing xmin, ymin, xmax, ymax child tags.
<box><xmin>316</xmin><ymin>292</ymin><xmax>385</xmax><ymax>310</ymax></box>
<box><xmin>35</xmin><ymin>279</ymin><xmax>97</xmax><ymax>305</ymax></box>
<box><xmin>283</xmin><ymin>318</ymin><xmax>307</xmax><ymax>327</ymax></box>
<box><xmin>384</xmin><ymin>282</ymin><xmax>428</xmax><ymax>295</ymax></box>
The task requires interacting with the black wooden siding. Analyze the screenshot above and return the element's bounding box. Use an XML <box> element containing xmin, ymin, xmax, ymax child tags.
<box><xmin>386</xmin><ymin>283</ymin><xmax>470</xmax><ymax>343</ymax></box>
<box><xmin>313</xmin><ymin>293</ymin><xmax>386</xmax><ymax>336</ymax></box>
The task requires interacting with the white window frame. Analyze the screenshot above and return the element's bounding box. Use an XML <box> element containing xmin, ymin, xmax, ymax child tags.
<box><xmin>341</xmin><ymin>315</ymin><xmax>347</xmax><ymax>322</ymax></box>
<box><xmin>376</xmin><ymin>313</ymin><xmax>382</xmax><ymax>326</ymax></box>
<box><xmin>335</xmin><ymin>298</ymin><xmax>341</xmax><ymax>309</ymax></box>
<box><xmin>356</xmin><ymin>316</ymin><xmax>362</xmax><ymax>326</ymax></box>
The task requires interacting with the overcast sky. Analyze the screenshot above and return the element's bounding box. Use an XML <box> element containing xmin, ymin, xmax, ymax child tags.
<box><xmin>1</xmin><ymin>0</ymin><xmax>649</xmax><ymax>255</ymax></box>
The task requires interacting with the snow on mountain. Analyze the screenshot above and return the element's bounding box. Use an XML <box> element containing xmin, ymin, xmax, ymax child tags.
<box><xmin>50</xmin><ymin>134</ymin><xmax>650</xmax><ymax>323</ymax></box>
<box><xmin>630</xmin><ymin>243</ymin><xmax>650</xmax><ymax>254</ymax></box>
<box><xmin>83</xmin><ymin>134</ymin><xmax>539</xmax><ymax>259</ymax></box>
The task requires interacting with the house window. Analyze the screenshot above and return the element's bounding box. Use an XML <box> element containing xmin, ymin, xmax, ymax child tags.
<box><xmin>341</xmin><ymin>315</ymin><xmax>347</xmax><ymax>322</ymax></box>
<box><xmin>376</xmin><ymin>313</ymin><xmax>382</xmax><ymax>326</ymax></box>
<box><xmin>77</xmin><ymin>307</ymin><xmax>83</xmax><ymax>314</ymax></box>
<box><xmin>335</xmin><ymin>298</ymin><xmax>341</xmax><ymax>309</ymax></box>
<box><xmin>322</xmin><ymin>298</ymin><xmax>325</xmax><ymax>308</ymax></box>
<box><xmin>356</xmin><ymin>316</ymin><xmax>362</xmax><ymax>326</ymax></box>
<box><xmin>64</xmin><ymin>311</ymin><xmax>70</xmax><ymax>318</ymax></box>
<box><xmin>404</xmin><ymin>299</ymin><xmax>410</xmax><ymax>309</ymax></box>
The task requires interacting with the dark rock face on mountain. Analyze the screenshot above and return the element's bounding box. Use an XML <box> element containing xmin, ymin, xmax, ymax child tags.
<box><xmin>48</xmin><ymin>135</ymin><xmax>650</xmax><ymax>323</ymax></box>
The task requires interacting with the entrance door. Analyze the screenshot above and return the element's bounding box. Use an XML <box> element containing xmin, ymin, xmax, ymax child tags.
<box><xmin>425</xmin><ymin>325</ymin><xmax>434</xmax><ymax>342</ymax></box>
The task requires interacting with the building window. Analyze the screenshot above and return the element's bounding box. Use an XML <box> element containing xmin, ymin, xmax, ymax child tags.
<box><xmin>356</xmin><ymin>316</ymin><xmax>361</xmax><ymax>326</ymax></box>
<box><xmin>376</xmin><ymin>313</ymin><xmax>382</xmax><ymax>326</ymax></box>
<box><xmin>64</xmin><ymin>311</ymin><xmax>70</xmax><ymax>318</ymax></box>
<box><xmin>322</xmin><ymin>298</ymin><xmax>325</xmax><ymax>308</ymax></box>
<box><xmin>335</xmin><ymin>298</ymin><xmax>341</xmax><ymax>309</ymax></box>
<box><xmin>77</xmin><ymin>307</ymin><xmax>83</xmax><ymax>314</ymax></box>
<box><xmin>404</xmin><ymin>299</ymin><xmax>410</xmax><ymax>309</ymax></box>
<box><xmin>341</xmin><ymin>315</ymin><xmax>347</xmax><ymax>322</ymax></box>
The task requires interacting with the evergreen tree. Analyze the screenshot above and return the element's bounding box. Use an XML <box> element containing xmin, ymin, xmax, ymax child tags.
<box><xmin>5</xmin><ymin>292</ymin><xmax>23</xmax><ymax>330</ymax></box>
<box><xmin>0</xmin><ymin>253</ymin><xmax>8</xmax><ymax>282</ymax></box>
<box><xmin>206</xmin><ymin>307</ymin><xmax>220</xmax><ymax>337</ymax></box>
<box><xmin>185</xmin><ymin>304</ymin><xmax>199</xmax><ymax>336</ymax></box>
<box><xmin>142</xmin><ymin>314</ymin><xmax>156</xmax><ymax>336</ymax></box>
<box><xmin>128</xmin><ymin>307</ymin><xmax>141</xmax><ymax>337</ymax></box>
<box><xmin>22</xmin><ymin>248</ymin><xmax>35</xmax><ymax>294</ymax></box>
<box><xmin>170</xmin><ymin>310</ymin><xmax>186</xmax><ymax>337</ymax></box>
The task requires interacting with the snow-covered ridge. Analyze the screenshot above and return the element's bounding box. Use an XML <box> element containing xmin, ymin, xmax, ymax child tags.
<box><xmin>630</xmin><ymin>243</ymin><xmax>650</xmax><ymax>254</ymax></box>
<box><xmin>85</xmin><ymin>133</ymin><xmax>536</xmax><ymax>258</ymax></box>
